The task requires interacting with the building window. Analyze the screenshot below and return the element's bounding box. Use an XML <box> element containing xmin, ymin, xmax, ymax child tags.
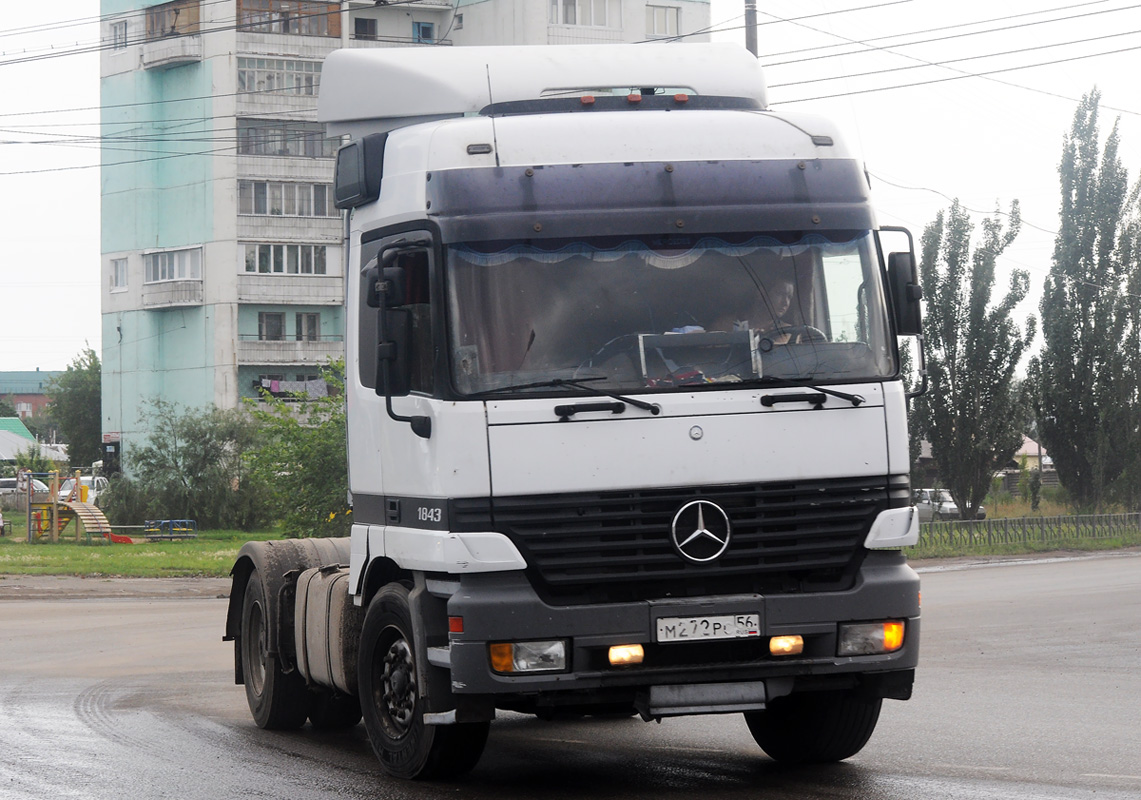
<box><xmin>258</xmin><ymin>313</ymin><xmax>286</xmax><ymax>341</ymax></box>
<box><xmin>111</xmin><ymin>21</ymin><xmax>129</xmax><ymax>48</ymax></box>
<box><xmin>239</xmin><ymin>181</ymin><xmax>336</xmax><ymax>217</ymax></box>
<box><xmin>110</xmin><ymin>258</ymin><xmax>128</xmax><ymax>291</ymax></box>
<box><xmin>354</xmin><ymin>17</ymin><xmax>377</xmax><ymax>40</ymax></box>
<box><xmin>238</xmin><ymin>119</ymin><xmax>338</xmax><ymax>158</ymax></box>
<box><xmin>146</xmin><ymin>0</ymin><xmax>200</xmax><ymax>40</ymax></box>
<box><xmin>550</xmin><ymin>0</ymin><xmax>621</xmax><ymax>26</ymax></box>
<box><xmin>237</xmin><ymin>0</ymin><xmax>341</xmax><ymax>37</ymax></box>
<box><xmin>454</xmin><ymin>13</ymin><xmax>463</xmax><ymax>30</ymax></box>
<box><xmin>144</xmin><ymin>248</ymin><xmax>201</xmax><ymax>283</ymax></box>
<box><xmin>237</xmin><ymin>57</ymin><xmax>321</xmax><ymax>95</ymax></box>
<box><xmin>646</xmin><ymin>5</ymin><xmax>680</xmax><ymax>37</ymax></box>
<box><xmin>296</xmin><ymin>312</ymin><xmax>320</xmax><ymax>341</ymax></box>
<box><xmin>243</xmin><ymin>243</ymin><xmax>327</xmax><ymax>275</ymax></box>
<box><xmin>412</xmin><ymin>21</ymin><xmax>434</xmax><ymax>43</ymax></box>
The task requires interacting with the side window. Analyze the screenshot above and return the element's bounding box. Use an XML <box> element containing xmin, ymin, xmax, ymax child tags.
<box><xmin>397</xmin><ymin>250</ymin><xmax>434</xmax><ymax>395</ymax></box>
<box><xmin>358</xmin><ymin>234</ymin><xmax>436</xmax><ymax>394</ymax></box>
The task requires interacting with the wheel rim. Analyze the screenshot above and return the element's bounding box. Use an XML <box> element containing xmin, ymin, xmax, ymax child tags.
<box><xmin>247</xmin><ymin>599</ymin><xmax>267</xmax><ymax>696</ymax></box>
<box><xmin>378</xmin><ymin>630</ymin><xmax>417</xmax><ymax>737</ymax></box>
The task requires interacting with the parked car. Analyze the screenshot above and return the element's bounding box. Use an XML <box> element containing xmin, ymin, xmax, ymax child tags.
<box><xmin>0</xmin><ymin>477</ymin><xmax>51</xmax><ymax>509</ymax></box>
<box><xmin>58</xmin><ymin>475</ymin><xmax>109</xmax><ymax>504</ymax></box>
<box><xmin>913</xmin><ymin>488</ymin><xmax>987</xmax><ymax>522</ymax></box>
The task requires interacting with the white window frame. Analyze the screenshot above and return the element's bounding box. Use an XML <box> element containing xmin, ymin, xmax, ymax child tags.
<box><xmin>237</xmin><ymin>57</ymin><xmax>322</xmax><ymax>96</ymax></box>
<box><xmin>242</xmin><ymin>243</ymin><xmax>328</xmax><ymax>275</ymax></box>
<box><xmin>258</xmin><ymin>312</ymin><xmax>286</xmax><ymax>341</ymax></box>
<box><xmin>354</xmin><ymin>16</ymin><xmax>378</xmax><ymax>40</ymax></box>
<box><xmin>144</xmin><ymin>248</ymin><xmax>202</xmax><ymax>284</ymax></box>
<box><xmin>110</xmin><ymin>258</ymin><xmax>128</xmax><ymax>291</ymax></box>
<box><xmin>550</xmin><ymin>0</ymin><xmax>621</xmax><ymax>27</ymax></box>
<box><xmin>238</xmin><ymin>180</ymin><xmax>335</xmax><ymax>217</ymax></box>
<box><xmin>111</xmin><ymin>20</ymin><xmax>129</xmax><ymax>49</ymax></box>
<box><xmin>295</xmin><ymin>312</ymin><xmax>320</xmax><ymax>341</ymax></box>
<box><xmin>646</xmin><ymin>5</ymin><xmax>680</xmax><ymax>37</ymax></box>
<box><xmin>237</xmin><ymin>118</ymin><xmax>338</xmax><ymax>158</ymax></box>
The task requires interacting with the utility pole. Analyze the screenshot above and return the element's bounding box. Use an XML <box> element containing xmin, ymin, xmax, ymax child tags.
<box><xmin>744</xmin><ymin>0</ymin><xmax>758</xmax><ymax>56</ymax></box>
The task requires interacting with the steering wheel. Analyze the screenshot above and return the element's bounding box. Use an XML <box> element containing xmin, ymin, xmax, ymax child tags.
<box><xmin>773</xmin><ymin>324</ymin><xmax>828</xmax><ymax>344</ymax></box>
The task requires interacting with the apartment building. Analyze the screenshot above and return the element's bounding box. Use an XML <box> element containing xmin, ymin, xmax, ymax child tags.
<box><xmin>99</xmin><ymin>0</ymin><xmax>711</xmax><ymax>463</ymax></box>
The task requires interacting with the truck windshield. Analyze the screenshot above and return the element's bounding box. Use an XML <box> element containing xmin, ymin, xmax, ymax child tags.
<box><xmin>446</xmin><ymin>231</ymin><xmax>895</xmax><ymax>396</ymax></box>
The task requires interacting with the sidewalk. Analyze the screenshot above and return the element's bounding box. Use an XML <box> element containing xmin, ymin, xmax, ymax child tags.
<box><xmin>0</xmin><ymin>574</ymin><xmax>231</xmax><ymax>601</ymax></box>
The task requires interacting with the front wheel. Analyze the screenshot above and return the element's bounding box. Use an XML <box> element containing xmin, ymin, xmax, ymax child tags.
<box><xmin>744</xmin><ymin>691</ymin><xmax>882</xmax><ymax>764</ymax></box>
<box><xmin>358</xmin><ymin>583</ymin><xmax>489</xmax><ymax>779</ymax></box>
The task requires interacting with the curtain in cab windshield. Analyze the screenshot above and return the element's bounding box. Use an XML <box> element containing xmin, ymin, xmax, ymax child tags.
<box><xmin>446</xmin><ymin>232</ymin><xmax>894</xmax><ymax>395</ymax></box>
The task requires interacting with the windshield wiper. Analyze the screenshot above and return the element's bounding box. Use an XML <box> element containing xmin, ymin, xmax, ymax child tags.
<box><xmin>738</xmin><ymin>376</ymin><xmax>866</xmax><ymax>407</ymax></box>
<box><xmin>469</xmin><ymin>377</ymin><xmax>662</xmax><ymax>416</ymax></box>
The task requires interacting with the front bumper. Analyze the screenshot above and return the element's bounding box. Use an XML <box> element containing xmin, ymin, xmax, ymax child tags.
<box><xmin>440</xmin><ymin>551</ymin><xmax>919</xmax><ymax>711</ymax></box>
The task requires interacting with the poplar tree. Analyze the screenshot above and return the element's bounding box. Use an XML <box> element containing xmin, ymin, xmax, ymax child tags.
<box><xmin>916</xmin><ymin>200</ymin><xmax>1035</xmax><ymax>519</ymax></box>
<box><xmin>1029</xmin><ymin>89</ymin><xmax>1131</xmax><ymax>511</ymax></box>
<box><xmin>47</xmin><ymin>346</ymin><xmax>103</xmax><ymax>468</ymax></box>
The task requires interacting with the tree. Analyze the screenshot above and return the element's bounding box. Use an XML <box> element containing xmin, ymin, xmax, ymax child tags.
<box><xmin>0</xmin><ymin>398</ymin><xmax>16</xmax><ymax>418</ymax></box>
<box><xmin>247</xmin><ymin>361</ymin><xmax>348</xmax><ymax>538</ymax></box>
<box><xmin>1029</xmin><ymin>89</ymin><xmax>1131</xmax><ymax>511</ymax></box>
<box><xmin>915</xmin><ymin>200</ymin><xmax>1035</xmax><ymax>519</ymax></box>
<box><xmin>101</xmin><ymin>400</ymin><xmax>272</xmax><ymax>530</ymax></box>
<box><xmin>1115</xmin><ymin>180</ymin><xmax>1141</xmax><ymax>509</ymax></box>
<box><xmin>47</xmin><ymin>346</ymin><xmax>102</xmax><ymax>468</ymax></box>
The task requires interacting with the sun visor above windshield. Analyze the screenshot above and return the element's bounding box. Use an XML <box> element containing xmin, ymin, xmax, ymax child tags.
<box><xmin>427</xmin><ymin>159</ymin><xmax>875</xmax><ymax>243</ymax></box>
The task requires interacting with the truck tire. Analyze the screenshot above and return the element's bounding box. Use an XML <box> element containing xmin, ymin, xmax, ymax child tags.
<box><xmin>744</xmin><ymin>691</ymin><xmax>881</xmax><ymax>764</ymax></box>
<box><xmin>358</xmin><ymin>583</ymin><xmax>490</xmax><ymax>779</ymax></box>
<box><xmin>240</xmin><ymin>568</ymin><xmax>310</xmax><ymax>730</ymax></box>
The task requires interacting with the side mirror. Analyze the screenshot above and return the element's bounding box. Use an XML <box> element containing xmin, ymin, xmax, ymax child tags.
<box><xmin>376</xmin><ymin>308</ymin><xmax>412</xmax><ymax>398</ymax></box>
<box><xmin>365</xmin><ymin>264</ymin><xmax>407</xmax><ymax>309</ymax></box>
<box><xmin>888</xmin><ymin>252</ymin><xmax>923</xmax><ymax>336</ymax></box>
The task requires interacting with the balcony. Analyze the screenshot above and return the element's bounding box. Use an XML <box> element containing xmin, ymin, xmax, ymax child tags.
<box><xmin>141</xmin><ymin>34</ymin><xmax>203</xmax><ymax>69</ymax></box>
<box><xmin>142</xmin><ymin>280</ymin><xmax>203</xmax><ymax>308</ymax></box>
<box><xmin>237</xmin><ymin>274</ymin><xmax>342</xmax><ymax>305</ymax></box>
<box><xmin>237</xmin><ymin>335</ymin><xmax>344</xmax><ymax>366</ymax></box>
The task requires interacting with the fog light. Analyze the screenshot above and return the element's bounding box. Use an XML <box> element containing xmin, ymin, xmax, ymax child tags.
<box><xmin>488</xmin><ymin>640</ymin><xmax>567</xmax><ymax>674</ymax></box>
<box><xmin>608</xmin><ymin>644</ymin><xmax>644</xmax><ymax>666</ymax></box>
<box><xmin>769</xmin><ymin>635</ymin><xmax>804</xmax><ymax>656</ymax></box>
<box><xmin>838</xmin><ymin>621</ymin><xmax>906</xmax><ymax>656</ymax></box>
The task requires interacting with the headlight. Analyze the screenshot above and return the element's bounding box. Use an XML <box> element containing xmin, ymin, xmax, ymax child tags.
<box><xmin>489</xmin><ymin>640</ymin><xmax>568</xmax><ymax>673</ymax></box>
<box><xmin>837</xmin><ymin>621</ymin><xmax>905</xmax><ymax>656</ymax></box>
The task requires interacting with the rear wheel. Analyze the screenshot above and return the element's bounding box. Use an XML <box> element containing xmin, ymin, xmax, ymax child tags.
<box><xmin>240</xmin><ymin>569</ymin><xmax>309</xmax><ymax>730</ymax></box>
<box><xmin>358</xmin><ymin>583</ymin><xmax>489</xmax><ymax>779</ymax></box>
<box><xmin>744</xmin><ymin>691</ymin><xmax>882</xmax><ymax>764</ymax></box>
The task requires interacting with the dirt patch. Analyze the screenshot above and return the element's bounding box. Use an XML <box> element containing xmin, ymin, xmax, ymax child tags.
<box><xmin>0</xmin><ymin>574</ymin><xmax>231</xmax><ymax>601</ymax></box>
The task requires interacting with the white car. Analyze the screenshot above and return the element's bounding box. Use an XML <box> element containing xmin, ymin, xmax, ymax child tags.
<box><xmin>913</xmin><ymin>488</ymin><xmax>986</xmax><ymax>522</ymax></box>
<box><xmin>58</xmin><ymin>476</ymin><xmax>109</xmax><ymax>504</ymax></box>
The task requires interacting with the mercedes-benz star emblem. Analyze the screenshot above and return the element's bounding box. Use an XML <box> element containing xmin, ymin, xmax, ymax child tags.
<box><xmin>671</xmin><ymin>500</ymin><xmax>732</xmax><ymax>563</ymax></box>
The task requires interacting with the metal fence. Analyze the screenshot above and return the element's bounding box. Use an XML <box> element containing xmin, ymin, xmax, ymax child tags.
<box><xmin>918</xmin><ymin>513</ymin><xmax>1141</xmax><ymax>548</ymax></box>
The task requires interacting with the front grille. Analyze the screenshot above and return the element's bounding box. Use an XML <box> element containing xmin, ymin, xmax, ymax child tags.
<box><xmin>454</xmin><ymin>475</ymin><xmax>905</xmax><ymax>605</ymax></box>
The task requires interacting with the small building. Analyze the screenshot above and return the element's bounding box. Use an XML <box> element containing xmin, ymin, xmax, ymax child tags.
<box><xmin>0</xmin><ymin>370</ymin><xmax>61</xmax><ymax>420</ymax></box>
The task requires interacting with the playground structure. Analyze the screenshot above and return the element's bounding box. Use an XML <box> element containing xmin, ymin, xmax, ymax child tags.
<box><xmin>18</xmin><ymin>469</ymin><xmax>133</xmax><ymax>544</ymax></box>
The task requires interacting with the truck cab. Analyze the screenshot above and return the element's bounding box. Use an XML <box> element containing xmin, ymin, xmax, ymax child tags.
<box><xmin>225</xmin><ymin>43</ymin><xmax>924</xmax><ymax>781</ymax></box>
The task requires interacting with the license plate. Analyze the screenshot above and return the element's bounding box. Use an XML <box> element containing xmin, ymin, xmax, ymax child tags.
<box><xmin>655</xmin><ymin>614</ymin><xmax>760</xmax><ymax>643</ymax></box>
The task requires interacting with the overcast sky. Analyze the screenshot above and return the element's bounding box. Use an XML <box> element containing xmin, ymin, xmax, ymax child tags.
<box><xmin>1</xmin><ymin>0</ymin><xmax>1139</xmax><ymax>371</ymax></box>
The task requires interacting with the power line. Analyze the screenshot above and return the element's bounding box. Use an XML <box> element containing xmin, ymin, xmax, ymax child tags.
<box><xmin>768</xmin><ymin>28</ymin><xmax>1141</xmax><ymax>89</ymax></box>
<box><xmin>764</xmin><ymin>0</ymin><xmax>1139</xmax><ymax>65</ymax></box>
<box><xmin>775</xmin><ymin>42</ymin><xmax>1141</xmax><ymax>106</ymax></box>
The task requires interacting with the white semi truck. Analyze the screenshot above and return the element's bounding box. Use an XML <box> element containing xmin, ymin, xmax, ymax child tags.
<box><xmin>225</xmin><ymin>43</ymin><xmax>925</xmax><ymax>781</ymax></box>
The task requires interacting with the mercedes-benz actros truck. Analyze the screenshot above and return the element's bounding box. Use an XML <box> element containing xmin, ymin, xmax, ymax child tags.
<box><xmin>225</xmin><ymin>42</ymin><xmax>925</xmax><ymax>781</ymax></box>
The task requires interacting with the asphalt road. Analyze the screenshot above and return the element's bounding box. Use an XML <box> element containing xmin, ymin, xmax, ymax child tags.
<box><xmin>1</xmin><ymin>552</ymin><xmax>1139</xmax><ymax>800</ymax></box>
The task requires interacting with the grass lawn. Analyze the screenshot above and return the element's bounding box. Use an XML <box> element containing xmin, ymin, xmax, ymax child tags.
<box><xmin>0</xmin><ymin>511</ymin><xmax>282</xmax><ymax>577</ymax></box>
